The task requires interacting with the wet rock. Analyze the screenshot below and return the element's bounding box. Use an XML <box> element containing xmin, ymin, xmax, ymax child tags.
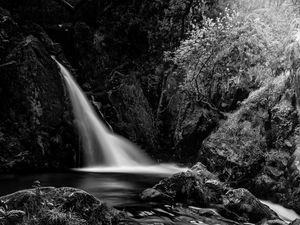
<box><xmin>1</xmin><ymin>189</ymin><xmax>37</xmax><ymax>210</ymax></box>
<box><xmin>253</xmin><ymin>150</ymin><xmax>290</xmax><ymax>197</ymax></box>
<box><xmin>290</xmin><ymin>219</ymin><xmax>300</xmax><ymax>225</ymax></box>
<box><xmin>132</xmin><ymin>205</ymin><xmax>241</xmax><ymax>225</ymax></box>
<box><xmin>259</xmin><ymin>219</ymin><xmax>288</xmax><ymax>225</ymax></box>
<box><xmin>6</xmin><ymin>210</ymin><xmax>25</xmax><ymax>224</ymax></box>
<box><xmin>0</xmin><ymin>8</ymin><xmax>79</xmax><ymax>172</ymax></box>
<box><xmin>141</xmin><ymin>165</ymin><xmax>282</xmax><ymax>223</ymax></box>
<box><xmin>158</xmin><ymin>171</ymin><xmax>223</xmax><ymax>207</ymax></box>
<box><xmin>107</xmin><ymin>73</ymin><xmax>159</xmax><ymax>154</ymax></box>
<box><xmin>199</xmin><ymin>73</ymin><xmax>300</xmax><ymax>213</ymax></box>
<box><xmin>0</xmin><ymin>187</ymin><xmax>123</xmax><ymax>225</ymax></box>
<box><xmin>254</xmin><ymin>174</ymin><xmax>278</xmax><ymax>194</ymax></box>
<box><xmin>62</xmin><ymin>189</ymin><xmax>100</xmax><ymax>214</ymax></box>
<box><xmin>72</xmin><ymin>19</ymin><xmax>161</xmax><ymax>156</ymax></box>
<box><xmin>159</xmin><ymin>62</ymin><xmax>250</xmax><ymax>162</ymax></box>
<box><xmin>200</xmin><ymin>74</ymin><xmax>293</xmax><ymax>178</ymax></box>
<box><xmin>141</xmin><ymin>164</ymin><xmax>229</xmax><ymax>208</ymax></box>
<box><xmin>174</xmin><ymin>99</ymin><xmax>221</xmax><ymax>161</ymax></box>
<box><xmin>0</xmin><ymin>209</ymin><xmax>26</xmax><ymax>225</ymax></box>
<box><xmin>223</xmin><ymin>188</ymin><xmax>279</xmax><ymax>223</ymax></box>
<box><xmin>21</xmin><ymin>22</ymin><xmax>64</xmax><ymax>56</ymax></box>
<box><xmin>140</xmin><ymin>188</ymin><xmax>173</xmax><ymax>203</ymax></box>
<box><xmin>191</xmin><ymin>162</ymin><xmax>219</xmax><ymax>180</ymax></box>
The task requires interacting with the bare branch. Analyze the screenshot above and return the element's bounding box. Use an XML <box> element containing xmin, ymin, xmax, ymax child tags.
<box><xmin>52</xmin><ymin>0</ymin><xmax>74</xmax><ymax>13</ymax></box>
<box><xmin>0</xmin><ymin>61</ymin><xmax>16</xmax><ymax>69</ymax></box>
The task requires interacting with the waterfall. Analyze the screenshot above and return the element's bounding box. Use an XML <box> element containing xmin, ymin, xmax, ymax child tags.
<box><xmin>53</xmin><ymin>57</ymin><xmax>154</xmax><ymax>168</ymax></box>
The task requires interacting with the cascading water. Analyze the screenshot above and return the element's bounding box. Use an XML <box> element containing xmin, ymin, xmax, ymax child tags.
<box><xmin>261</xmin><ymin>200</ymin><xmax>300</xmax><ymax>222</ymax></box>
<box><xmin>53</xmin><ymin>57</ymin><xmax>184</xmax><ymax>174</ymax></box>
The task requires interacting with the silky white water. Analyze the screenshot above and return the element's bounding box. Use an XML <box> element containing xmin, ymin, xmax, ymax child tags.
<box><xmin>261</xmin><ymin>200</ymin><xmax>300</xmax><ymax>222</ymax></box>
<box><xmin>53</xmin><ymin>57</ymin><xmax>184</xmax><ymax>174</ymax></box>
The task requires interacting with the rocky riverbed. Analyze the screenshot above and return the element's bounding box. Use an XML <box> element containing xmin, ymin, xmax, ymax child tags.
<box><xmin>0</xmin><ymin>164</ymin><xmax>299</xmax><ymax>225</ymax></box>
<box><xmin>1</xmin><ymin>1</ymin><xmax>300</xmax><ymax>224</ymax></box>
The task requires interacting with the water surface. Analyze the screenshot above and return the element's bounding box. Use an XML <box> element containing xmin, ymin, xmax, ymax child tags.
<box><xmin>0</xmin><ymin>171</ymin><xmax>163</xmax><ymax>207</ymax></box>
<box><xmin>0</xmin><ymin>171</ymin><xmax>299</xmax><ymax>224</ymax></box>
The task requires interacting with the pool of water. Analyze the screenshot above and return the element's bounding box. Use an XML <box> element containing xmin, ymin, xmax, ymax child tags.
<box><xmin>0</xmin><ymin>171</ymin><xmax>166</xmax><ymax>208</ymax></box>
<box><xmin>0</xmin><ymin>171</ymin><xmax>242</xmax><ymax>225</ymax></box>
<box><xmin>0</xmin><ymin>170</ymin><xmax>299</xmax><ymax>224</ymax></box>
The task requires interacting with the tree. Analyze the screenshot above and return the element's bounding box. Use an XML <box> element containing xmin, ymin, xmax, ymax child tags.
<box><xmin>167</xmin><ymin>2</ymin><xmax>299</xmax><ymax>106</ymax></box>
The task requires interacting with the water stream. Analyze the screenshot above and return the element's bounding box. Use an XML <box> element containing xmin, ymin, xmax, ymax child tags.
<box><xmin>44</xmin><ymin>57</ymin><xmax>300</xmax><ymax>223</ymax></box>
<box><xmin>53</xmin><ymin>57</ymin><xmax>184</xmax><ymax>175</ymax></box>
<box><xmin>0</xmin><ymin>172</ymin><xmax>299</xmax><ymax>223</ymax></box>
<box><xmin>54</xmin><ymin>57</ymin><xmax>152</xmax><ymax>167</ymax></box>
<box><xmin>261</xmin><ymin>200</ymin><xmax>300</xmax><ymax>222</ymax></box>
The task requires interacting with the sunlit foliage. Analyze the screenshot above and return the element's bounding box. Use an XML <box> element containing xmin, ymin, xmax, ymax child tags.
<box><xmin>167</xmin><ymin>0</ymin><xmax>300</xmax><ymax>103</ymax></box>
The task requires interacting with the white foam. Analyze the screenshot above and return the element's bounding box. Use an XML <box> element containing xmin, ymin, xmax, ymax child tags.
<box><xmin>261</xmin><ymin>200</ymin><xmax>300</xmax><ymax>222</ymax></box>
<box><xmin>73</xmin><ymin>163</ymin><xmax>187</xmax><ymax>175</ymax></box>
<box><xmin>53</xmin><ymin>57</ymin><xmax>154</xmax><ymax>167</ymax></box>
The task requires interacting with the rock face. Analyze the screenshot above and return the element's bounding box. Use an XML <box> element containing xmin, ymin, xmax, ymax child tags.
<box><xmin>223</xmin><ymin>188</ymin><xmax>278</xmax><ymax>223</ymax></box>
<box><xmin>0</xmin><ymin>187</ymin><xmax>123</xmax><ymax>225</ymax></box>
<box><xmin>73</xmin><ymin>21</ymin><xmax>160</xmax><ymax>155</ymax></box>
<box><xmin>0</xmin><ymin>1</ymin><xmax>245</xmax><ymax>162</ymax></box>
<box><xmin>141</xmin><ymin>164</ymin><xmax>280</xmax><ymax>223</ymax></box>
<box><xmin>0</xmin><ymin>8</ymin><xmax>78</xmax><ymax>172</ymax></box>
<box><xmin>107</xmin><ymin>73</ymin><xmax>159</xmax><ymax>154</ymax></box>
<box><xmin>290</xmin><ymin>219</ymin><xmax>300</xmax><ymax>225</ymax></box>
<box><xmin>174</xmin><ymin>99</ymin><xmax>221</xmax><ymax>161</ymax></box>
<box><xmin>141</xmin><ymin>163</ymin><xmax>227</xmax><ymax>207</ymax></box>
<box><xmin>0</xmin><ymin>4</ymin><xmax>159</xmax><ymax>170</ymax></box>
<box><xmin>157</xmin><ymin>65</ymin><xmax>251</xmax><ymax>162</ymax></box>
<box><xmin>198</xmin><ymin>72</ymin><xmax>300</xmax><ymax>213</ymax></box>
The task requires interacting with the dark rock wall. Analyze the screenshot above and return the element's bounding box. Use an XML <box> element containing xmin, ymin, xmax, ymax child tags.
<box><xmin>141</xmin><ymin>163</ymin><xmax>280</xmax><ymax>223</ymax></box>
<box><xmin>2</xmin><ymin>0</ymin><xmax>300</xmax><ymax>217</ymax></box>
<box><xmin>0</xmin><ymin>8</ymin><xmax>78</xmax><ymax>172</ymax></box>
<box><xmin>174</xmin><ymin>99</ymin><xmax>221</xmax><ymax>162</ymax></box>
<box><xmin>0</xmin><ymin>0</ymin><xmax>250</xmax><ymax>169</ymax></box>
<box><xmin>107</xmin><ymin>74</ymin><xmax>158</xmax><ymax>155</ymax></box>
<box><xmin>198</xmin><ymin>72</ymin><xmax>300</xmax><ymax>213</ymax></box>
<box><xmin>0</xmin><ymin>187</ymin><xmax>123</xmax><ymax>225</ymax></box>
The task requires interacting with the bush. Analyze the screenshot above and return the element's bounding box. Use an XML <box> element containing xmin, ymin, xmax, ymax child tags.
<box><xmin>166</xmin><ymin>1</ymin><xmax>300</xmax><ymax>104</ymax></box>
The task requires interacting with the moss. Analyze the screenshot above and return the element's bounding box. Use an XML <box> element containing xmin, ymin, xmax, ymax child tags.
<box><xmin>200</xmin><ymin>73</ymin><xmax>295</xmax><ymax>180</ymax></box>
<box><xmin>0</xmin><ymin>187</ymin><xmax>124</xmax><ymax>225</ymax></box>
<box><xmin>0</xmin><ymin>9</ymin><xmax>79</xmax><ymax>172</ymax></box>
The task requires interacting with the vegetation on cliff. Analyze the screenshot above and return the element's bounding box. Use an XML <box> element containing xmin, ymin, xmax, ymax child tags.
<box><xmin>2</xmin><ymin>0</ymin><xmax>300</xmax><ymax>223</ymax></box>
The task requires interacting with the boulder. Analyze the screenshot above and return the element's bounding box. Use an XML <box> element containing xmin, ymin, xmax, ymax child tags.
<box><xmin>290</xmin><ymin>219</ymin><xmax>300</xmax><ymax>225</ymax></box>
<box><xmin>5</xmin><ymin>210</ymin><xmax>25</xmax><ymax>224</ymax></box>
<box><xmin>191</xmin><ymin>162</ymin><xmax>219</xmax><ymax>180</ymax></box>
<box><xmin>141</xmin><ymin>166</ymin><xmax>281</xmax><ymax>223</ymax></box>
<box><xmin>199</xmin><ymin>73</ymin><xmax>300</xmax><ymax>213</ymax></box>
<box><xmin>0</xmin><ymin>7</ymin><xmax>79</xmax><ymax>172</ymax></box>
<box><xmin>140</xmin><ymin>188</ymin><xmax>173</xmax><ymax>203</ymax></box>
<box><xmin>259</xmin><ymin>219</ymin><xmax>288</xmax><ymax>225</ymax></box>
<box><xmin>223</xmin><ymin>188</ymin><xmax>279</xmax><ymax>223</ymax></box>
<box><xmin>174</xmin><ymin>99</ymin><xmax>221</xmax><ymax>161</ymax></box>
<box><xmin>200</xmin><ymin>73</ymin><xmax>294</xmax><ymax>177</ymax></box>
<box><xmin>0</xmin><ymin>187</ymin><xmax>123</xmax><ymax>225</ymax></box>
<box><xmin>107</xmin><ymin>73</ymin><xmax>159</xmax><ymax>154</ymax></box>
<box><xmin>141</xmin><ymin>166</ymin><xmax>226</xmax><ymax>207</ymax></box>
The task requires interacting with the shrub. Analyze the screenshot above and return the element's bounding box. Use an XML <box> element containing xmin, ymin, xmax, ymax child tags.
<box><xmin>166</xmin><ymin>1</ymin><xmax>300</xmax><ymax>104</ymax></box>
